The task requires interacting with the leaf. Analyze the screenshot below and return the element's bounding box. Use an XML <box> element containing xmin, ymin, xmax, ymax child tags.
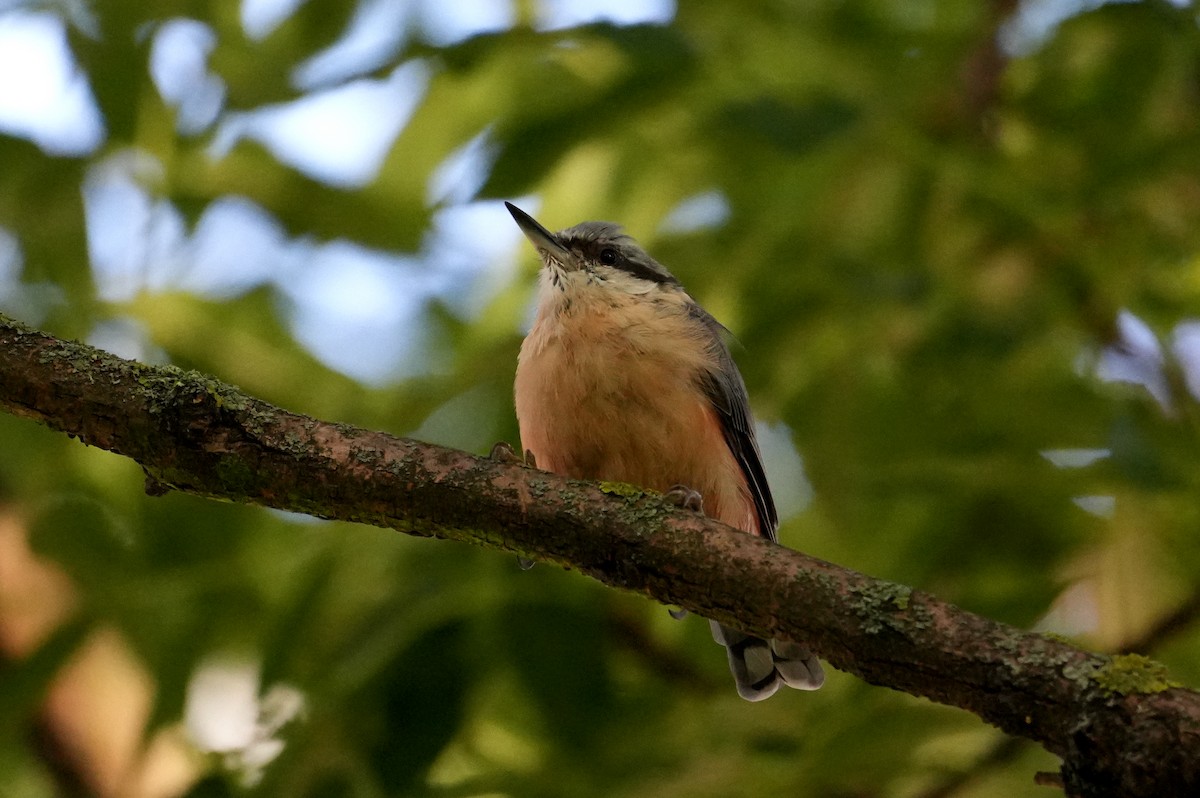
<box><xmin>499</xmin><ymin>602</ymin><xmax>613</xmax><ymax>752</ymax></box>
<box><xmin>712</xmin><ymin>94</ymin><xmax>860</xmax><ymax>155</ymax></box>
<box><xmin>0</xmin><ymin>615</ymin><xmax>93</xmax><ymax>725</ymax></box>
<box><xmin>365</xmin><ymin>619</ymin><xmax>471</xmax><ymax>788</ymax></box>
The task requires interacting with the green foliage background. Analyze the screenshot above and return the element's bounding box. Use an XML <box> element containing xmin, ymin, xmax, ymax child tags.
<box><xmin>3</xmin><ymin>1</ymin><xmax>1200</xmax><ymax>796</ymax></box>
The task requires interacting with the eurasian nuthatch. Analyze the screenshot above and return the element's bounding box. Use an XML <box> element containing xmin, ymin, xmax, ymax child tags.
<box><xmin>505</xmin><ymin>202</ymin><xmax>824</xmax><ymax>701</ymax></box>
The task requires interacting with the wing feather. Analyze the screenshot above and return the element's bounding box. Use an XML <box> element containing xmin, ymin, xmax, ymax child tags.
<box><xmin>690</xmin><ymin>306</ymin><xmax>779</xmax><ymax>542</ymax></box>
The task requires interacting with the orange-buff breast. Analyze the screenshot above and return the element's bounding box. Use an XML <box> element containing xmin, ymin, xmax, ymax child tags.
<box><xmin>515</xmin><ymin>295</ymin><xmax>759</xmax><ymax>536</ymax></box>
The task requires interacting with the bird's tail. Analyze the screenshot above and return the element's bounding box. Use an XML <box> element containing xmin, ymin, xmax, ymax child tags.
<box><xmin>711</xmin><ymin>622</ymin><xmax>825</xmax><ymax>701</ymax></box>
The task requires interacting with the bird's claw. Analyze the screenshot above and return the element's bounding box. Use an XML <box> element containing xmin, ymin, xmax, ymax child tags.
<box><xmin>664</xmin><ymin>487</ymin><xmax>701</xmax><ymax>601</ymax></box>
<box><xmin>664</xmin><ymin>487</ymin><xmax>701</xmax><ymax>611</ymax></box>
<box><xmin>490</xmin><ymin>442</ymin><xmax>537</xmax><ymax>469</ymax></box>
<box><xmin>663</xmin><ymin>486</ymin><xmax>700</xmax><ymax>607</ymax></box>
<box><xmin>664</xmin><ymin>484</ymin><xmax>704</xmax><ymax>513</ymax></box>
<box><xmin>492</xmin><ymin>443</ymin><xmax>539</xmax><ymax>569</ymax></box>
<box><xmin>490</xmin><ymin>441</ymin><xmax>521</xmax><ymax>464</ymax></box>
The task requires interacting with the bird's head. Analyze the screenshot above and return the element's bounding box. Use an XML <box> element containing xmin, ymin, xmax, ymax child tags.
<box><xmin>506</xmin><ymin>202</ymin><xmax>680</xmax><ymax>300</ymax></box>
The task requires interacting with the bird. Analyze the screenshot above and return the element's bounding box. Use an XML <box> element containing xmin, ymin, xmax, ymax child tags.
<box><xmin>502</xmin><ymin>201</ymin><xmax>824</xmax><ymax>701</ymax></box>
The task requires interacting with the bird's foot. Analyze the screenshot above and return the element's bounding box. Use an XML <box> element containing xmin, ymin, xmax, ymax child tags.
<box><xmin>490</xmin><ymin>441</ymin><xmax>537</xmax><ymax>468</ymax></box>
<box><xmin>490</xmin><ymin>441</ymin><xmax>519</xmax><ymax>463</ymax></box>
<box><xmin>663</xmin><ymin>484</ymin><xmax>701</xmax><ymax>619</ymax></box>
<box><xmin>664</xmin><ymin>484</ymin><xmax>704</xmax><ymax>513</ymax></box>
<box><xmin>492</xmin><ymin>443</ymin><xmax>539</xmax><ymax>570</ymax></box>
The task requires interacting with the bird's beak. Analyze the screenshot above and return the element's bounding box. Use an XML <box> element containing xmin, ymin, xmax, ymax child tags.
<box><xmin>505</xmin><ymin>202</ymin><xmax>574</xmax><ymax>267</ymax></box>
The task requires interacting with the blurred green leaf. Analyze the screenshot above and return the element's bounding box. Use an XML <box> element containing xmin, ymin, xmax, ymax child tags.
<box><xmin>366</xmin><ymin>619</ymin><xmax>470</xmax><ymax>788</ymax></box>
<box><xmin>0</xmin><ymin>616</ymin><xmax>92</xmax><ymax>726</ymax></box>
<box><xmin>500</xmin><ymin>601</ymin><xmax>614</xmax><ymax>752</ymax></box>
<box><xmin>28</xmin><ymin>494</ymin><xmax>137</xmax><ymax>580</ymax></box>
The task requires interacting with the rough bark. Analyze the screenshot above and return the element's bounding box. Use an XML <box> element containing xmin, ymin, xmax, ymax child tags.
<box><xmin>1</xmin><ymin>313</ymin><xmax>1197</xmax><ymax>797</ymax></box>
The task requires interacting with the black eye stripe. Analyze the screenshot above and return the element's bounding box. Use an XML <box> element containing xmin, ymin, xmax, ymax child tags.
<box><xmin>613</xmin><ymin>259</ymin><xmax>675</xmax><ymax>284</ymax></box>
<box><xmin>561</xmin><ymin>237</ymin><xmax>678</xmax><ymax>285</ymax></box>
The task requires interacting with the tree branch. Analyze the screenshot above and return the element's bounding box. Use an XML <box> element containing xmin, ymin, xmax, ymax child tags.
<box><xmin>1</xmin><ymin>313</ymin><xmax>1197</xmax><ymax>797</ymax></box>
<box><xmin>923</xmin><ymin>588</ymin><xmax>1200</xmax><ymax>798</ymax></box>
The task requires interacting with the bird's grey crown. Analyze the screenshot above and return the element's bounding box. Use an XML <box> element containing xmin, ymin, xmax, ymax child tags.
<box><xmin>558</xmin><ymin>220</ymin><xmax>626</xmax><ymax>243</ymax></box>
<box><xmin>557</xmin><ymin>221</ymin><xmax>679</xmax><ymax>285</ymax></box>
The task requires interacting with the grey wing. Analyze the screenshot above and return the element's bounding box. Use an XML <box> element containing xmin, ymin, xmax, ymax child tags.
<box><xmin>690</xmin><ymin>306</ymin><xmax>780</xmax><ymax>543</ymax></box>
<box><xmin>689</xmin><ymin>305</ymin><xmax>825</xmax><ymax>699</ymax></box>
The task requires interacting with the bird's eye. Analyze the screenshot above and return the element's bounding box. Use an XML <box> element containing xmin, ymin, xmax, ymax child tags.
<box><xmin>599</xmin><ymin>248</ymin><xmax>619</xmax><ymax>266</ymax></box>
